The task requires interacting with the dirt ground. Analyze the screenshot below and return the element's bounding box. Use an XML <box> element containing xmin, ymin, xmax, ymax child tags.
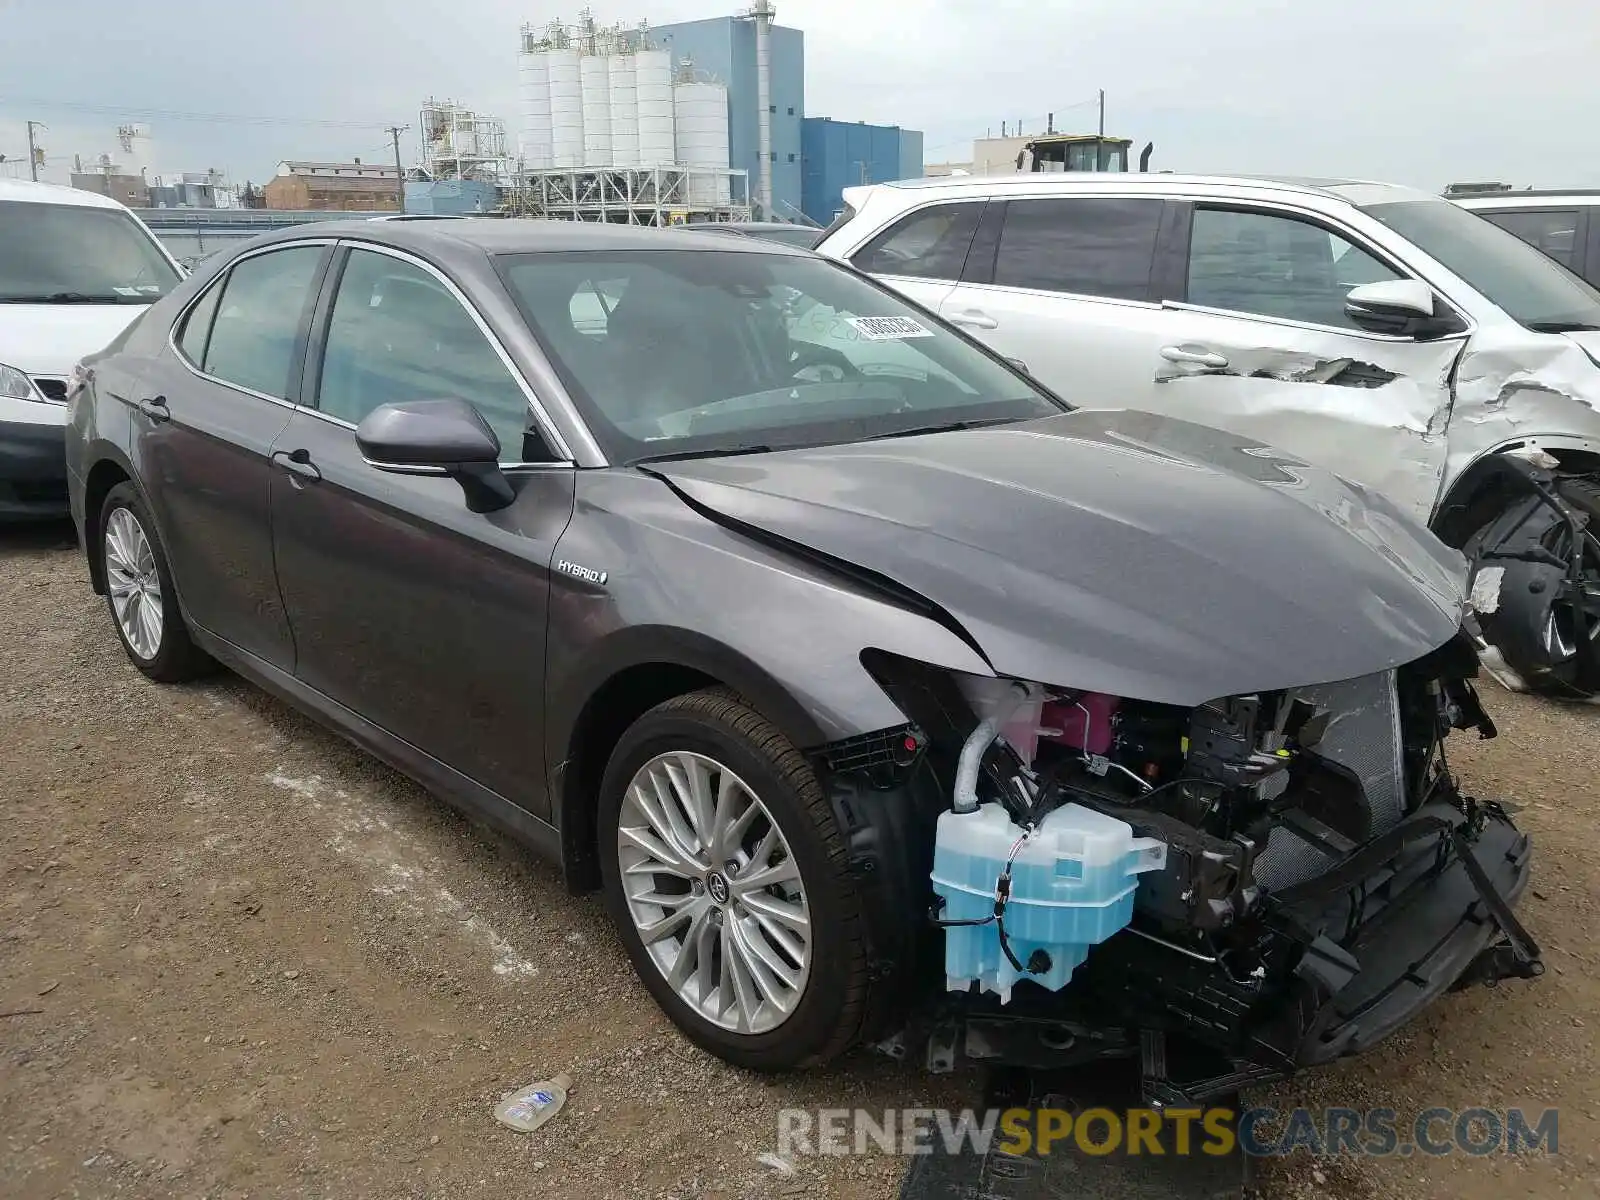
<box><xmin>2</xmin><ymin>523</ymin><xmax>1596</xmax><ymax>1200</ymax></box>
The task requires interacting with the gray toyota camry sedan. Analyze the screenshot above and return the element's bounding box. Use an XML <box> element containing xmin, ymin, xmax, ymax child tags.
<box><xmin>64</xmin><ymin>220</ymin><xmax>1539</xmax><ymax>1098</ymax></box>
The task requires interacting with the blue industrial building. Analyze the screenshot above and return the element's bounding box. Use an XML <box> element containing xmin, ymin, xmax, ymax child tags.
<box><xmin>651</xmin><ymin>15</ymin><xmax>804</xmax><ymax>220</ymax></box>
<box><xmin>404</xmin><ymin>178</ymin><xmax>499</xmax><ymax>216</ymax></box>
<box><xmin>800</xmin><ymin>118</ymin><xmax>924</xmax><ymax>224</ymax></box>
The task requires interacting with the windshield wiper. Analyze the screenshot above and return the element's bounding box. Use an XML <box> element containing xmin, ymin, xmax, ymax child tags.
<box><xmin>1526</xmin><ymin>320</ymin><xmax>1600</xmax><ymax>333</ymax></box>
<box><xmin>0</xmin><ymin>292</ymin><xmax>152</xmax><ymax>304</ymax></box>
<box><xmin>629</xmin><ymin>443</ymin><xmax>779</xmax><ymax>466</ymax></box>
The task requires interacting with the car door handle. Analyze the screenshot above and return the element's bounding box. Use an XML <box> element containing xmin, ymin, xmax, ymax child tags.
<box><xmin>949</xmin><ymin>310</ymin><xmax>999</xmax><ymax>330</ymax></box>
<box><xmin>1160</xmin><ymin>344</ymin><xmax>1230</xmax><ymax>369</ymax></box>
<box><xmin>271</xmin><ymin>448</ymin><xmax>322</xmax><ymax>482</ymax></box>
<box><xmin>135</xmin><ymin>395</ymin><xmax>169</xmax><ymax>422</ymax></box>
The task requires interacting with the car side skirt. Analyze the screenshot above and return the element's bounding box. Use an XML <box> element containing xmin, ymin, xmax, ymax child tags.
<box><xmin>190</xmin><ymin>626</ymin><xmax>563</xmax><ymax>866</ymax></box>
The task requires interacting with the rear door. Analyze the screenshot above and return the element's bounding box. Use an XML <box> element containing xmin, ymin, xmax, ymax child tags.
<box><xmin>843</xmin><ymin>200</ymin><xmax>988</xmax><ymax>315</ymax></box>
<box><xmin>132</xmin><ymin>241</ymin><xmax>330</xmax><ymax>669</ymax></box>
<box><xmin>930</xmin><ymin>195</ymin><xmax>1172</xmax><ymax>401</ymax></box>
<box><xmin>267</xmin><ymin>242</ymin><xmax>574</xmax><ymax>817</ymax></box>
<box><xmin>1125</xmin><ymin>202</ymin><xmax>1471</xmax><ymax>522</ymax></box>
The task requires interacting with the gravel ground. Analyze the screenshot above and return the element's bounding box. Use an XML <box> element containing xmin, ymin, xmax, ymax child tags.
<box><xmin>2</xmin><ymin>523</ymin><xmax>1596</xmax><ymax>1199</ymax></box>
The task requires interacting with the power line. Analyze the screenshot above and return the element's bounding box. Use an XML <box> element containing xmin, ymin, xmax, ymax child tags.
<box><xmin>0</xmin><ymin>96</ymin><xmax>390</xmax><ymax>130</ymax></box>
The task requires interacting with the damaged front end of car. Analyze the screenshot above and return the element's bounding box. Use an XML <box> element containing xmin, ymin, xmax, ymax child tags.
<box><xmin>649</xmin><ymin>408</ymin><xmax>1542</xmax><ymax>1095</ymax></box>
<box><xmin>817</xmin><ymin>635</ymin><xmax>1540</xmax><ymax>1105</ymax></box>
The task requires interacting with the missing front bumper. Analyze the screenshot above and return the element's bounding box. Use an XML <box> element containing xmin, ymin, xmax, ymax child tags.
<box><xmin>890</xmin><ymin>799</ymin><xmax>1538</xmax><ymax>1104</ymax></box>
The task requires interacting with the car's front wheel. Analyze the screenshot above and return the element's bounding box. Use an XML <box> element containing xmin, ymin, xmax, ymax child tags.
<box><xmin>98</xmin><ymin>482</ymin><xmax>212</xmax><ymax>683</ymax></box>
<box><xmin>598</xmin><ymin>688</ymin><xmax>873</xmax><ymax>1071</ymax></box>
<box><xmin>1475</xmin><ymin>477</ymin><xmax>1600</xmax><ymax>697</ymax></box>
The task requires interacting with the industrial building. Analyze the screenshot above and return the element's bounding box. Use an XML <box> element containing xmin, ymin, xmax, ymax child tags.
<box><xmin>800</xmin><ymin>118</ymin><xmax>922</xmax><ymax>224</ymax></box>
<box><xmin>514</xmin><ymin>12</ymin><xmax>759</xmax><ymax>224</ymax></box>
<box><xmin>261</xmin><ymin>160</ymin><xmax>401</xmax><ymax>211</ymax></box>
<box><xmin>650</xmin><ymin>10</ymin><xmax>804</xmax><ymax>220</ymax></box>
<box><xmin>927</xmin><ymin>131</ymin><xmax>1135</xmax><ymax>178</ymax></box>
<box><xmin>68</xmin><ymin>171</ymin><xmax>148</xmax><ymax>208</ymax></box>
<box><xmin>408</xmin><ymin>99</ymin><xmax>512</xmax><ymax>215</ymax></box>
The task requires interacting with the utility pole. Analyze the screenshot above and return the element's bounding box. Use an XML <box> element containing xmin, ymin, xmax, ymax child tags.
<box><xmin>386</xmin><ymin>125</ymin><xmax>408</xmax><ymax>213</ymax></box>
<box><xmin>1095</xmin><ymin>89</ymin><xmax>1105</xmax><ymax>171</ymax></box>
<box><xmin>26</xmin><ymin>121</ymin><xmax>46</xmax><ymax>182</ymax></box>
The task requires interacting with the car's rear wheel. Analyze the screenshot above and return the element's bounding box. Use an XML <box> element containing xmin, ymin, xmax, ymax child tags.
<box><xmin>598</xmin><ymin>688</ymin><xmax>872</xmax><ymax>1070</ymax></box>
<box><xmin>98</xmin><ymin>482</ymin><xmax>212</xmax><ymax>683</ymax></box>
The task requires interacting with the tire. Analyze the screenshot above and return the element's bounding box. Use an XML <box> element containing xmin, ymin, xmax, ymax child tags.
<box><xmin>97</xmin><ymin>482</ymin><xmax>213</xmax><ymax>683</ymax></box>
<box><xmin>598</xmin><ymin>688</ymin><xmax>874</xmax><ymax>1071</ymax></box>
<box><xmin>1475</xmin><ymin>476</ymin><xmax>1600</xmax><ymax>698</ymax></box>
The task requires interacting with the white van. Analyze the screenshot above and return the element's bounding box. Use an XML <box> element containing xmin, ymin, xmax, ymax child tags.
<box><xmin>1</xmin><ymin>180</ymin><xmax>184</xmax><ymax>520</ymax></box>
<box><xmin>816</xmin><ymin>173</ymin><xmax>1600</xmax><ymax>696</ymax></box>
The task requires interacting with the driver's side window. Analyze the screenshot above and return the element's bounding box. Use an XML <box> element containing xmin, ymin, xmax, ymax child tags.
<box><xmin>316</xmin><ymin>249</ymin><xmax>535</xmax><ymax>460</ymax></box>
<box><xmin>1186</xmin><ymin>207</ymin><xmax>1403</xmax><ymax>330</ymax></box>
<box><xmin>851</xmin><ymin>202</ymin><xmax>985</xmax><ymax>280</ymax></box>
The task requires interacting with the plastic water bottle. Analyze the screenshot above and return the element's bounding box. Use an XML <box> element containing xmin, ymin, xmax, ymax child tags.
<box><xmin>493</xmin><ymin>1071</ymin><xmax>573</xmax><ymax>1133</ymax></box>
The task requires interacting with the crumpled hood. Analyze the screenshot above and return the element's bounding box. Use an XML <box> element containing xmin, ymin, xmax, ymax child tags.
<box><xmin>651</xmin><ymin>408</ymin><xmax>1469</xmax><ymax>706</ymax></box>
<box><xmin>0</xmin><ymin>303</ymin><xmax>148</xmax><ymax>377</ymax></box>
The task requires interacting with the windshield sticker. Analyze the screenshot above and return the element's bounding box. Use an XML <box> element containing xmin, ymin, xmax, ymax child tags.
<box><xmin>113</xmin><ymin>286</ymin><xmax>142</xmax><ymax>297</ymax></box>
<box><xmin>846</xmin><ymin>316</ymin><xmax>936</xmax><ymax>341</ymax></box>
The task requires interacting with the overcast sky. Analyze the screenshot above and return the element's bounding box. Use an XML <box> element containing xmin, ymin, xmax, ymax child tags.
<box><xmin>2</xmin><ymin>0</ymin><xmax>1596</xmax><ymax>191</ymax></box>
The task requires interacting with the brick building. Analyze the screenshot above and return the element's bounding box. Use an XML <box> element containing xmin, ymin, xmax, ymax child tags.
<box><xmin>70</xmin><ymin>172</ymin><xmax>149</xmax><ymax>208</ymax></box>
<box><xmin>261</xmin><ymin>160</ymin><xmax>401</xmax><ymax>211</ymax></box>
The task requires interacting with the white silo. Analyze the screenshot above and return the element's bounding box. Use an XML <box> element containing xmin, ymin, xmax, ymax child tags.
<box><xmin>547</xmin><ymin>47</ymin><xmax>585</xmax><ymax>168</ymax></box>
<box><xmin>580</xmin><ymin>53</ymin><xmax>612</xmax><ymax>166</ymax></box>
<box><xmin>518</xmin><ymin>51</ymin><xmax>553</xmax><ymax>169</ymax></box>
<box><xmin>634</xmin><ymin>49</ymin><xmax>675</xmax><ymax>168</ymax></box>
<box><xmin>608</xmin><ymin>55</ymin><xmax>639</xmax><ymax>168</ymax></box>
<box><xmin>673</xmin><ymin>82</ymin><xmax>730</xmax><ymax>205</ymax></box>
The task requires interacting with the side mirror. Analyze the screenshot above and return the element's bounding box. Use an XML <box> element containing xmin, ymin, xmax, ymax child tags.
<box><xmin>355</xmin><ymin>398</ymin><xmax>514</xmax><ymax>513</ymax></box>
<box><xmin>1345</xmin><ymin>279</ymin><xmax>1466</xmax><ymax>340</ymax></box>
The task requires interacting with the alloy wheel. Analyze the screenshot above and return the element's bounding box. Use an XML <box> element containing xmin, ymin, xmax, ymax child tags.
<box><xmin>1542</xmin><ymin>530</ymin><xmax>1600</xmax><ymax>663</ymax></box>
<box><xmin>616</xmin><ymin>751</ymin><xmax>812</xmax><ymax>1035</ymax></box>
<box><xmin>104</xmin><ymin>507</ymin><xmax>164</xmax><ymax>660</ymax></box>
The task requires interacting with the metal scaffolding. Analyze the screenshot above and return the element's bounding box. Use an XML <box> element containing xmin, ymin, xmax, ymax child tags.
<box><xmin>516</xmin><ymin>163</ymin><xmax>751</xmax><ymax>224</ymax></box>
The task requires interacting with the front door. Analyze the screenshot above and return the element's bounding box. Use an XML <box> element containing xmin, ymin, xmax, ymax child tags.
<box><xmin>1128</xmin><ymin>204</ymin><xmax>1470</xmax><ymax>524</ymax></box>
<box><xmin>931</xmin><ymin>195</ymin><xmax>1171</xmax><ymax>400</ymax></box>
<box><xmin>132</xmin><ymin>242</ymin><xmax>329</xmax><ymax>669</ymax></box>
<box><xmin>268</xmin><ymin>244</ymin><xmax>575</xmax><ymax>815</ymax></box>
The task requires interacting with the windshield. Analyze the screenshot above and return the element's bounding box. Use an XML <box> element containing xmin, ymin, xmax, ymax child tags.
<box><xmin>0</xmin><ymin>200</ymin><xmax>182</xmax><ymax>304</ymax></box>
<box><xmin>1362</xmin><ymin>198</ymin><xmax>1600</xmax><ymax>332</ymax></box>
<box><xmin>497</xmin><ymin>248</ymin><xmax>1062</xmax><ymax>462</ymax></box>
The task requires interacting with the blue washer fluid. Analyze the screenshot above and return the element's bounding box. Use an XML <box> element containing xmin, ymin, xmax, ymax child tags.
<box><xmin>931</xmin><ymin>801</ymin><xmax>1167</xmax><ymax>1003</ymax></box>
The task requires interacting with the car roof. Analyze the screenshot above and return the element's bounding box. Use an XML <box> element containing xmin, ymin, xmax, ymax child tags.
<box><xmin>0</xmin><ymin>178</ymin><xmax>134</xmax><ymax>211</ymax></box>
<box><xmin>267</xmin><ymin>216</ymin><xmax>810</xmax><ymax>258</ymax></box>
<box><xmin>1454</xmin><ymin>191</ymin><xmax>1600</xmax><ymax>210</ymax></box>
<box><xmin>869</xmin><ymin>172</ymin><xmax>1437</xmax><ymax>208</ymax></box>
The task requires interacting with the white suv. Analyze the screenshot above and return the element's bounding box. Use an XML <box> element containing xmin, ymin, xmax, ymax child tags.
<box><xmin>815</xmin><ymin>174</ymin><xmax>1600</xmax><ymax>695</ymax></box>
<box><xmin>0</xmin><ymin>180</ymin><xmax>184</xmax><ymax>521</ymax></box>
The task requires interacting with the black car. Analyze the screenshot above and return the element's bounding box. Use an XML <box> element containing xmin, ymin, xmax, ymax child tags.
<box><xmin>64</xmin><ymin>220</ymin><xmax>1538</xmax><ymax>1096</ymax></box>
